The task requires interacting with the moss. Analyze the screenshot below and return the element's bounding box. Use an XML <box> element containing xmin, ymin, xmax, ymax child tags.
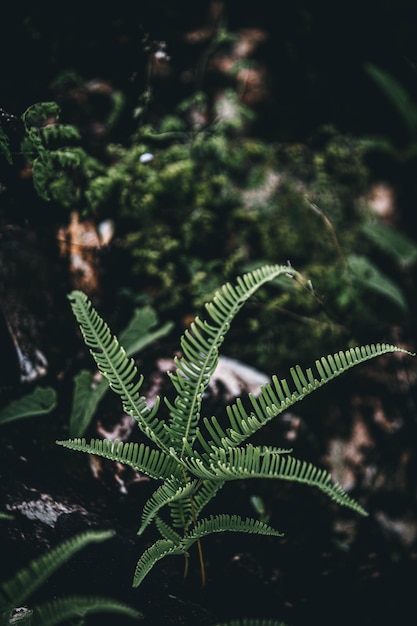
<box><xmin>9</xmin><ymin>98</ymin><xmax>410</xmax><ymax>373</ymax></box>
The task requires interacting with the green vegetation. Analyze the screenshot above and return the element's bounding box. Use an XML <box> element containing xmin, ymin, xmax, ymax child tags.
<box><xmin>57</xmin><ymin>265</ymin><xmax>413</xmax><ymax>588</ymax></box>
<box><xmin>1</xmin><ymin>16</ymin><xmax>417</xmax><ymax>625</ymax></box>
<box><xmin>0</xmin><ymin>387</ymin><xmax>57</xmax><ymax>426</ymax></box>
<box><xmin>3</xmin><ymin>94</ymin><xmax>416</xmax><ymax>376</ymax></box>
<box><xmin>0</xmin><ymin>530</ymin><xmax>141</xmax><ymax>625</ymax></box>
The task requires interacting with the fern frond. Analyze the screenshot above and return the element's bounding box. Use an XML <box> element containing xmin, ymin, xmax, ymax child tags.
<box><xmin>192</xmin><ymin>479</ymin><xmax>225</xmax><ymax>519</ymax></box>
<box><xmin>56</xmin><ymin>438</ymin><xmax>181</xmax><ymax>480</ymax></box>
<box><xmin>132</xmin><ymin>539</ymin><xmax>184</xmax><ymax>587</ymax></box>
<box><xmin>32</xmin><ymin>596</ymin><xmax>142</xmax><ymax>626</ymax></box>
<box><xmin>0</xmin><ymin>530</ymin><xmax>114</xmax><ymax>609</ymax></box>
<box><xmin>138</xmin><ymin>477</ymin><xmax>198</xmax><ymax>535</ymax></box>
<box><xmin>39</xmin><ymin>123</ymin><xmax>81</xmax><ymax>144</ymax></box>
<box><xmin>165</xmin><ymin>264</ymin><xmax>300</xmax><ymax>455</ymax></box>
<box><xmin>68</xmin><ymin>291</ymin><xmax>170</xmax><ymax>450</ymax></box>
<box><xmin>133</xmin><ymin>515</ymin><xmax>282</xmax><ymax>588</ymax></box>
<box><xmin>181</xmin><ymin>514</ymin><xmax>283</xmax><ymax>550</ymax></box>
<box><xmin>155</xmin><ymin>516</ymin><xmax>182</xmax><ymax>543</ymax></box>
<box><xmin>182</xmin><ymin>444</ymin><xmax>367</xmax><ymax>516</ymax></box>
<box><xmin>201</xmin><ymin>343</ymin><xmax>413</xmax><ymax>450</ymax></box>
<box><xmin>168</xmin><ymin>495</ymin><xmax>194</xmax><ymax>529</ymax></box>
<box><xmin>22</xmin><ymin>102</ymin><xmax>61</xmax><ymax>130</ymax></box>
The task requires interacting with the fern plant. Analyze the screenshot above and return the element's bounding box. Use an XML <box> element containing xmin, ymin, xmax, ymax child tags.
<box><xmin>0</xmin><ymin>529</ymin><xmax>141</xmax><ymax>625</ymax></box>
<box><xmin>19</xmin><ymin>101</ymin><xmax>104</xmax><ymax>210</ymax></box>
<box><xmin>69</xmin><ymin>303</ymin><xmax>173</xmax><ymax>437</ymax></box>
<box><xmin>56</xmin><ymin>264</ymin><xmax>413</xmax><ymax>588</ymax></box>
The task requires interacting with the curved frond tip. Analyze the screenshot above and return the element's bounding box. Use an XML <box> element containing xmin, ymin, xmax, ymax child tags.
<box><xmin>68</xmin><ymin>290</ymin><xmax>170</xmax><ymax>450</ymax></box>
<box><xmin>183</xmin><ymin>444</ymin><xmax>368</xmax><ymax>516</ymax></box>
<box><xmin>200</xmin><ymin>342</ymin><xmax>415</xmax><ymax>450</ymax></box>
<box><xmin>164</xmin><ymin>264</ymin><xmax>301</xmax><ymax>455</ymax></box>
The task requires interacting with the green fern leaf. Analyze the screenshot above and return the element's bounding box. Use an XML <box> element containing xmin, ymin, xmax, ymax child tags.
<box><xmin>67</xmin><ymin>291</ymin><xmax>170</xmax><ymax>450</ymax></box>
<box><xmin>32</xmin><ymin>596</ymin><xmax>142</xmax><ymax>626</ymax></box>
<box><xmin>183</xmin><ymin>444</ymin><xmax>367</xmax><ymax>516</ymax></box>
<box><xmin>39</xmin><ymin>124</ymin><xmax>81</xmax><ymax>145</ymax></box>
<box><xmin>0</xmin><ymin>530</ymin><xmax>114</xmax><ymax>609</ymax></box>
<box><xmin>191</xmin><ymin>479</ymin><xmax>225</xmax><ymax>520</ymax></box>
<box><xmin>165</xmin><ymin>264</ymin><xmax>301</xmax><ymax>455</ymax></box>
<box><xmin>168</xmin><ymin>494</ymin><xmax>194</xmax><ymax>530</ymax></box>
<box><xmin>56</xmin><ymin>438</ymin><xmax>181</xmax><ymax>480</ymax></box>
<box><xmin>22</xmin><ymin>102</ymin><xmax>61</xmax><ymax>129</ymax></box>
<box><xmin>155</xmin><ymin>516</ymin><xmax>183</xmax><ymax>544</ymax></box>
<box><xmin>132</xmin><ymin>539</ymin><xmax>184</xmax><ymax>587</ymax></box>
<box><xmin>69</xmin><ymin>306</ymin><xmax>173</xmax><ymax>438</ymax></box>
<box><xmin>200</xmin><ymin>343</ymin><xmax>412</xmax><ymax>451</ymax></box>
<box><xmin>138</xmin><ymin>477</ymin><xmax>198</xmax><ymax>535</ymax></box>
<box><xmin>181</xmin><ymin>514</ymin><xmax>283</xmax><ymax>550</ymax></box>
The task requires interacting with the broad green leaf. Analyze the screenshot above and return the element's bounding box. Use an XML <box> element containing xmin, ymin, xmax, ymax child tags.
<box><xmin>365</xmin><ymin>63</ymin><xmax>417</xmax><ymax>136</ymax></box>
<box><xmin>348</xmin><ymin>254</ymin><xmax>408</xmax><ymax>313</ymax></box>
<box><xmin>0</xmin><ymin>387</ymin><xmax>57</xmax><ymax>425</ymax></box>
<box><xmin>69</xmin><ymin>370</ymin><xmax>108</xmax><ymax>437</ymax></box>
<box><xmin>362</xmin><ymin>221</ymin><xmax>417</xmax><ymax>267</ymax></box>
<box><xmin>119</xmin><ymin>306</ymin><xmax>173</xmax><ymax>357</ymax></box>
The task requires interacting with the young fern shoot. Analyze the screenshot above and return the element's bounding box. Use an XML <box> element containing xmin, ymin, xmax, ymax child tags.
<box><xmin>56</xmin><ymin>263</ymin><xmax>413</xmax><ymax>588</ymax></box>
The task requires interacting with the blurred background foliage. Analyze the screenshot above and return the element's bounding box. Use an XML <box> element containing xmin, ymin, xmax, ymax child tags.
<box><xmin>1</xmin><ymin>0</ymin><xmax>417</xmax><ymax>382</ymax></box>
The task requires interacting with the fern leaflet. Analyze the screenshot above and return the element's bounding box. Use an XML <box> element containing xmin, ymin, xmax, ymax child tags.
<box><xmin>138</xmin><ymin>477</ymin><xmax>198</xmax><ymax>535</ymax></box>
<box><xmin>165</xmin><ymin>264</ymin><xmax>300</xmax><ymax>455</ymax></box>
<box><xmin>0</xmin><ymin>530</ymin><xmax>114</xmax><ymax>608</ymax></box>
<box><xmin>56</xmin><ymin>438</ymin><xmax>181</xmax><ymax>480</ymax></box>
<box><xmin>199</xmin><ymin>343</ymin><xmax>413</xmax><ymax>451</ymax></box>
<box><xmin>133</xmin><ymin>540</ymin><xmax>184</xmax><ymax>587</ymax></box>
<box><xmin>32</xmin><ymin>596</ymin><xmax>142</xmax><ymax>626</ymax></box>
<box><xmin>182</xmin><ymin>444</ymin><xmax>367</xmax><ymax>516</ymax></box>
<box><xmin>68</xmin><ymin>291</ymin><xmax>171</xmax><ymax>450</ymax></box>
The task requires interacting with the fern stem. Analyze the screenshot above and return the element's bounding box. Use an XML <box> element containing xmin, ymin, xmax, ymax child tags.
<box><xmin>196</xmin><ymin>537</ymin><xmax>206</xmax><ymax>588</ymax></box>
<box><xmin>180</xmin><ymin>467</ymin><xmax>206</xmax><ymax>587</ymax></box>
<box><xmin>183</xmin><ymin>552</ymin><xmax>189</xmax><ymax>580</ymax></box>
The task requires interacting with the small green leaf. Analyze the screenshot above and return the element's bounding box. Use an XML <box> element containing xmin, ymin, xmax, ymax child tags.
<box><xmin>32</xmin><ymin>595</ymin><xmax>142</xmax><ymax>626</ymax></box>
<box><xmin>69</xmin><ymin>370</ymin><xmax>108</xmax><ymax>437</ymax></box>
<box><xmin>119</xmin><ymin>306</ymin><xmax>173</xmax><ymax>357</ymax></box>
<box><xmin>348</xmin><ymin>254</ymin><xmax>408</xmax><ymax>313</ymax></box>
<box><xmin>362</xmin><ymin>221</ymin><xmax>417</xmax><ymax>267</ymax></box>
<box><xmin>0</xmin><ymin>530</ymin><xmax>115</xmax><ymax>608</ymax></box>
<box><xmin>365</xmin><ymin>63</ymin><xmax>417</xmax><ymax>137</ymax></box>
